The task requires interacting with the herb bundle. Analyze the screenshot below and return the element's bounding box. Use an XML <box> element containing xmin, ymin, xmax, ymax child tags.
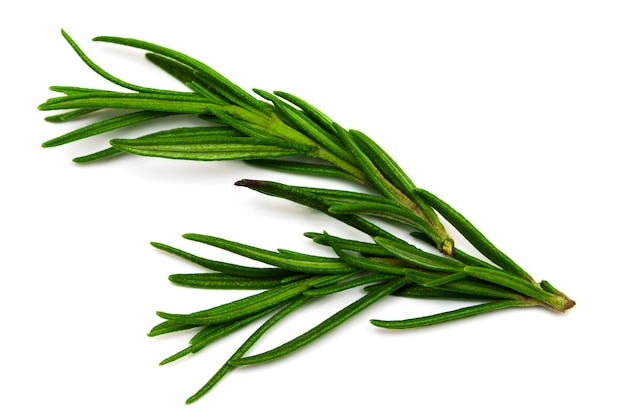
<box><xmin>39</xmin><ymin>30</ymin><xmax>575</xmax><ymax>404</ymax></box>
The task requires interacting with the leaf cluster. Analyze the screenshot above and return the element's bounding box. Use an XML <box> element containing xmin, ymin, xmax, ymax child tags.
<box><xmin>39</xmin><ymin>30</ymin><xmax>575</xmax><ymax>403</ymax></box>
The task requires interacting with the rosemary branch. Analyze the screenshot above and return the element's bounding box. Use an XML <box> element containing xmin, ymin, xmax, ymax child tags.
<box><xmin>39</xmin><ymin>30</ymin><xmax>575</xmax><ymax>404</ymax></box>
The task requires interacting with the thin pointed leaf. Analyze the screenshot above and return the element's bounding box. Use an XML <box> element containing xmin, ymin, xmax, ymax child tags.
<box><xmin>187</xmin><ymin>306</ymin><xmax>278</xmax><ymax>350</ymax></box>
<box><xmin>374</xmin><ymin>237</ymin><xmax>464</xmax><ymax>273</ymax></box>
<box><xmin>334</xmin><ymin>125</ymin><xmax>398</xmax><ymax>201</ymax></box>
<box><xmin>349</xmin><ymin>129</ymin><xmax>417</xmax><ymax>196</ymax></box>
<box><xmin>409</xmin><ymin>231</ymin><xmax>499</xmax><ymax>270</ymax></box>
<box><xmin>185</xmin><ymin>297</ymin><xmax>309</xmax><ymax>404</ymax></box>
<box><xmin>326</xmin><ymin>237</ymin><xmax>409</xmax><ymax>275</ymax></box>
<box><xmin>39</xmin><ymin>91</ymin><xmax>215</xmax><ymax>114</ymax></box>
<box><xmin>204</xmin><ymin>103</ymin><xmax>310</xmax><ymax>146</ymax></box>
<box><xmin>254</xmin><ymin>89</ymin><xmax>354</xmax><ymax>163</ymax></box>
<box><xmin>274</xmin><ymin>90</ymin><xmax>338</xmax><ymax>136</ymax></box>
<box><xmin>168</xmin><ymin>273</ymin><xmax>284</xmax><ymax>290</ymax></box>
<box><xmin>370</xmin><ymin>300</ymin><xmax>532</xmax><ymax>329</ymax></box>
<box><xmin>73</xmin><ymin>147</ymin><xmax>122</xmax><ymax>163</ymax></box>
<box><xmin>148</xmin><ymin>321</ymin><xmax>200</xmax><ymax>337</ymax></box>
<box><xmin>304</xmin><ymin>273</ymin><xmax>397</xmax><ymax>297</ymax></box>
<box><xmin>297</xmin><ymin>186</ymin><xmax>401</xmax><ymax>206</ymax></box>
<box><xmin>44</xmin><ymin>108</ymin><xmax>98</xmax><ymax>122</ymax></box>
<box><xmin>308</xmin><ymin>272</ymin><xmax>358</xmax><ymax>288</ymax></box>
<box><xmin>463</xmin><ymin>266</ymin><xmax>565</xmax><ymax>309</ymax></box>
<box><xmin>279</xmin><ymin>272</ymin><xmax>313</xmax><ymax>284</ymax></box>
<box><xmin>159</xmin><ymin>346</ymin><xmax>196</xmax><ymax>366</ymax></box>
<box><xmin>183</xmin><ymin>234</ymin><xmax>356</xmax><ymax>274</ymax></box>
<box><xmin>160</xmin><ymin>307</ymin><xmax>276</xmax><ymax>365</ymax></box>
<box><xmin>150</xmin><ymin>241</ymin><xmax>292</xmax><ymax>278</ymax></box>
<box><xmin>421</xmin><ymin>271</ymin><xmax>469</xmax><ymax>287</ymax></box>
<box><xmin>144</xmin><ymin>52</ymin><xmax>227</xmax><ymax>104</ymax></box>
<box><xmin>403</xmin><ymin>269</ymin><xmax>526</xmax><ymax>301</ymax></box>
<box><xmin>93</xmin><ymin>35</ymin><xmax>269</xmax><ymax>115</ymax></box>
<box><xmin>245</xmin><ymin>159</ymin><xmax>359</xmax><ymax>182</ymax></box>
<box><xmin>540</xmin><ymin>280</ymin><xmax>567</xmax><ymax>297</ymax></box>
<box><xmin>304</xmin><ymin>232</ymin><xmax>390</xmax><ymax>257</ymax></box>
<box><xmin>329</xmin><ymin>201</ymin><xmax>438</xmax><ymax>240</ymax></box>
<box><xmin>414</xmin><ymin>188</ymin><xmax>532</xmax><ymax>281</ymax></box>
<box><xmin>157</xmin><ymin>280</ymin><xmax>310</xmax><ymax>325</ymax></box>
<box><xmin>235</xmin><ymin>179</ymin><xmax>402</xmax><ymax>243</ymax></box>
<box><xmin>374</xmin><ymin>283</ymin><xmax>507</xmax><ymax>300</ymax></box>
<box><xmin>350</xmin><ymin>129</ymin><xmax>446</xmax><ymax>234</ymax></box>
<box><xmin>229</xmin><ymin>277</ymin><xmax>410</xmax><ymax>366</ymax></box>
<box><xmin>42</xmin><ymin>110</ymin><xmax>174</xmax><ymax>147</ymax></box>
<box><xmin>111</xmin><ymin>131</ymin><xmax>316</xmax><ymax>161</ymax></box>
<box><xmin>60</xmin><ymin>30</ymin><xmax>180</xmax><ymax>95</ymax></box>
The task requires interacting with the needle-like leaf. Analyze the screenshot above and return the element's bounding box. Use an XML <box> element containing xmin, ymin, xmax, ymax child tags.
<box><xmin>110</xmin><ymin>128</ymin><xmax>317</xmax><ymax>161</ymax></box>
<box><xmin>73</xmin><ymin>147</ymin><xmax>122</xmax><ymax>163</ymax></box>
<box><xmin>229</xmin><ymin>277</ymin><xmax>411</xmax><ymax>366</ymax></box>
<box><xmin>93</xmin><ymin>35</ymin><xmax>269</xmax><ymax>116</ymax></box>
<box><xmin>370</xmin><ymin>300</ymin><xmax>533</xmax><ymax>329</ymax></box>
<box><xmin>245</xmin><ymin>159</ymin><xmax>359</xmax><ymax>182</ymax></box>
<box><xmin>183</xmin><ymin>234</ymin><xmax>356</xmax><ymax>274</ymax></box>
<box><xmin>185</xmin><ymin>297</ymin><xmax>309</xmax><ymax>404</ymax></box>
<box><xmin>150</xmin><ymin>241</ymin><xmax>292</xmax><ymax>278</ymax></box>
<box><xmin>157</xmin><ymin>280</ymin><xmax>311</xmax><ymax>325</ymax></box>
<box><xmin>168</xmin><ymin>273</ymin><xmax>284</xmax><ymax>290</ymax></box>
<box><xmin>42</xmin><ymin>110</ymin><xmax>175</xmax><ymax>148</ymax></box>
<box><xmin>374</xmin><ymin>237</ymin><xmax>465</xmax><ymax>273</ymax></box>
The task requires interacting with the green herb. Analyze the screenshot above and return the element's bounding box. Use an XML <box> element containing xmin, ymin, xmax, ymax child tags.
<box><xmin>39</xmin><ymin>30</ymin><xmax>575</xmax><ymax>404</ymax></box>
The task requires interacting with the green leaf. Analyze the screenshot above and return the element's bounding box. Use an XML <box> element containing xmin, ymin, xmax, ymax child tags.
<box><xmin>110</xmin><ymin>128</ymin><xmax>316</xmax><ymax>161</ymax></box>
<box><xmin>148</xmin><ymin>321</ymin><xmax>200</xmax><ymax>337</ymax></box>
<box><xmin>73</xmin><ymin>147</ymin><xmax>123</xmax><ymax>163</ymax></box>
<box><xmin>279</xmin><ymin>272</ymin><xmax>313</xmax><ymax>284</ymax></box>
<box><xmin>304</xmin><ymin>232</ymin><xmax>390</xmax><ymax>257</ymax></box>
<box><xmin>326</xmin><ymin>237</ymin><xmax>410</xmax><ymax>275</ymax></box>
<box><xmin>94</xmin><ymin>35</ymin><xmax>269</xmax><ymax>116</ymax></box>
<box><xmin>245</xmin><ymin>159</ymin><xmax>359</xmax><ymax>182</ymax></box>
<box><xmin>304</xmin><ymin>273</ymin><xmax>397</xmax><ymax>297</ymax></box>
<box><xmin>145</xmin><ymin>52</ymin><xmax>227</xmax><ymax>104</ymax></box>
<box><xmin>168</xmin><ymin>273</ymin><xmax>284</xmax><ymax>290</ymax></box>
<box><xmin>203</xmin><ymin>103</ymin><xmax>310</xmax><ymax>146</ymax></box>
<box><xmin>160</xmin><ymin>307</ymin><xmax>276</xmax><ymax>366</ymax></box>
<box><xmin>329</xmin><ymin>201</ymin><xmax>438</xmax><ymax>240</ymax></box>
<box><xmin>370</xmin><ymin>300</ymin><xmax>532</xmax><ymax>329</ymax></box>
<box><xmin>421</xmin><ymin>271</ymin><xmax>469</xmax><ymax>287</ymax></box>
<box><xmin>235</xmin><ymin>179</ymin><xmax>402</xmax><ymax>243</ymax></box>
<box><xmin>374</xmin><ymin>237</ymin><xmax>465</xmax><ymax>273</ymax></box>
<box><xmin>253</xmin><ymin>89</ymin><xmax>354</xmax><ymax>164</ymax></box>
<box><xmin>349</xmin><ymin>130</ymin><xmax>447</xmax><ymax>235</ymax></box>
<box><xmin>60</xmin><ymin>30</ymin><xmax>180</xmax><ymax>95</ymax></box>
<box><xmin>308</xmin><ymin>272</ymin><xmax>358</xmax><ymax>288</ymax></box>
<box><xmin>371</xmin><ymin>283</ymin><xmax>506</xmax><ymax>300</ymax></box>
<box><xmin>38</xmin><ymin>90</ymin><xmax>215</xmax><ymax>114</ymax></box>
<box><xmin>463</xmin><ymin>266</ymin><xmax>570</xmax><ymax>311</ymax></box>
<box><xmin>185</xmin><ymin>297</ymin><xmax>309</xmax><ymax>404</ymax></box>
<box><xmin>157</xmin><ymin>280</ymin><xmax>311</xmax><ymax>325</ymax></box>
<box><xmin>334</xmin><ymin>125</ymin><xmax>398</xmax><ymax>201</ymax></box>
<box><xmin>229</xmin><ymin>277</ymin><xmax>410</xmax><ymax>366</ymax></box>
<box><xmin>150</xmin><ymin>241</ymin><xmax>292</xmax><ymax>278</ymax></box>
<box><xmin>44</xmin><ymin>108</ymin><xmax>97</xmax><ymax>122</ymax></box>
<box><xmin>349</xmin><ymin>129</ymin><xmax>417</xmax><ymax>197</ymax></box>
<box><xmin>414</xmin><ymin>188</ymin><xmax>533</xmax><ymax>281</ymax></box>
<box><xmin>274</xmin><ymin>90</ymin><xmax>338</xmax><ymax>136</ymax></box>
<box><xmin>183</xmin><ymin>234</ymin><xmax>356</xmax><ymax>274</ymax></box>
<box><xmin>403</xmin><ymin>269</ymin><xmax>525</xmax><ymax>301</ymax></box>
<box><xmin>42</xmin><ymin>110</ymin><xmax>174</xmax><ymax>147</ymax></box>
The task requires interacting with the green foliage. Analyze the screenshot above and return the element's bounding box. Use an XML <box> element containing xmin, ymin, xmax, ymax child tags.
<box><xmin>40</xmin><ymin>30</ymin><xmax>575</xmax><ymax>404</ymax></box>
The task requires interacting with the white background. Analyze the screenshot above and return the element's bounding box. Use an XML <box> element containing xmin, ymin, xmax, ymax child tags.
<box><xmin>2</xmin><ymin>1</ymin><xmax>625</xmax><ymax>416</ymax></box>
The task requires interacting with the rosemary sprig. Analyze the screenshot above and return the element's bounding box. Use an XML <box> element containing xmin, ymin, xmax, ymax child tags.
<box><xmin>39</xmin><ymin>30</ymin><xmax>575</xmax><ymax>403</ymax></box>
